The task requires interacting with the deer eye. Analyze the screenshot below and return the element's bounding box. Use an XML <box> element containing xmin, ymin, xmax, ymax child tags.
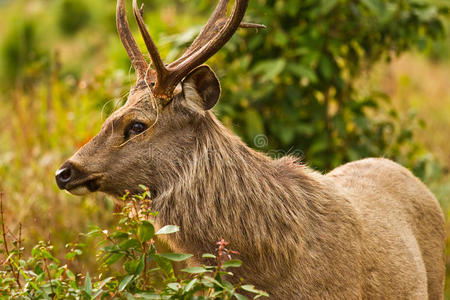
<box><xmin>124</xmin><ymin>122</ymin><xmax>147</xmax><ymax>139</ymax></box>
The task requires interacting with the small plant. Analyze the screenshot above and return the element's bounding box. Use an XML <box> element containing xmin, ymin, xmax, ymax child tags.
<box><xmin>0</xmin><ymin>190</ymin><xmax>268</xmax><ymax>299</ymax></box>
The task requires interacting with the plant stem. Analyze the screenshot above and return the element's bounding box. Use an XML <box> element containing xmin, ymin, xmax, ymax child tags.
<box><xmin>43</xmin><ymin>256</ymin><xmax>55</xmax><ymax>298</ymax></box>
<box><xmin>0</xmin><ymin>192</ymin><xmax>21</xmax><ymax>288</ymax></box>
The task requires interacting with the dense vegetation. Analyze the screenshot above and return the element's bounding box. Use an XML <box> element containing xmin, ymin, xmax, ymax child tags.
<box><xmin>0</xmin><ymin>0</ymin><xmax>449</xmax><ymax>298</ymax></box>
<box><xmin>0</xmin><ymin>189</ymin><xmax>268</xmax><ymax>299</ymax></box>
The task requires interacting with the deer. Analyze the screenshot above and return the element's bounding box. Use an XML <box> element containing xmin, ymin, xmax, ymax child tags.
<box><xmin>55</xmin><ymin>0</ymin><xmax>445</xmax><ymax>298</ymax></box>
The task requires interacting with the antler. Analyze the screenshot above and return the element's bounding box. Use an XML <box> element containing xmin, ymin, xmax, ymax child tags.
<box><xmin>117</xmin><ymin>0</ymin><xmax>264</xmax><ymax>100</ymax></box>
<box><xmin>170</xmin><ymin>1</ymin><xmax>265</xmax><ymax>68</ymax></box>
<box><xmin>116</xmin><ymin>0</ymin><xmax>155</xmax><ymax>82</ymax></box>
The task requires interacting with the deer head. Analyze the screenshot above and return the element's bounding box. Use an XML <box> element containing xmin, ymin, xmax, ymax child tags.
<box><xmin>55</xmin><ymin>0</ymin><xmax>263</xmax><ymax>197</ymax></box>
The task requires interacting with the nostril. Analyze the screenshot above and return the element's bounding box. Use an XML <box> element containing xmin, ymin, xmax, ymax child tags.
<box><xmin>59</xmin><ymin>168</ymin><xmax>72</xmax><ymax>182</ymax></box>
<box><xmin>55</xmin><ymin>167</ymin><xmax>72</xmax><ymax>188</ymax></box>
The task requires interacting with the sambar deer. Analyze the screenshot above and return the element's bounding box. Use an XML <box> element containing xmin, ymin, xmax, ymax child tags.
<box><xmin>56</xmin><ymin>0</ymin><xmax>445</xmax><ymax>298</ymax></box>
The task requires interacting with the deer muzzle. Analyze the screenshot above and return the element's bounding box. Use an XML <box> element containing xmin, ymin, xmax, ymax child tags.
<box><xmin>55</xmin><ymin>161</ymin><xmax>103</xmax><ymax>195</ymax></box>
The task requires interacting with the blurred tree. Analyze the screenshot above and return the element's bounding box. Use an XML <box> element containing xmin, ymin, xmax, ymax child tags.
<box><xmin>0</xmin><ymin>18</ymin><xmax>48</xmax><ymax>90</ymax></box>
<box><xmin>56</xmin><ymin>0</ymin><xmax>91</xmax><ymax>35</ymax></box>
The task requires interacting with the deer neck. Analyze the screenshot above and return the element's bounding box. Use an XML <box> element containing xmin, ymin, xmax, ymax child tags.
<box><xmin>151</xmin><ymin>112</ymin><xmax>329</xmax><ymax>257</ymax></box>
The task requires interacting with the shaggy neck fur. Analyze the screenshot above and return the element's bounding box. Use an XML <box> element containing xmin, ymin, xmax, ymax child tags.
<box><xmin>152</xmin><ymin>111</ymin><xmax>363</xmax><ymax>297</ymax></box>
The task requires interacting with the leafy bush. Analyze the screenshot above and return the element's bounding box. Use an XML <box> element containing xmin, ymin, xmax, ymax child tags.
<box><xmin>0</xmin><ymin>190</ymin><xmax>268</xmax><ymax>299</ymax></box>
<box><xmin>183</xmin><ymin>0</ymin><xmax>448</xmax><ymax>172</ymax></box>
<box><xmin>0</xmin><ymin>18</ymin><xmax>48</xmax><ymax>90</ymax></box>
<box><xmin>56</xmin><ymin>0</ymin><xmax>91</xmax><ymax>35</ymax></box>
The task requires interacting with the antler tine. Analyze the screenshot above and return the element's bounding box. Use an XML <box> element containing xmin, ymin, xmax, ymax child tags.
<box><xmin>239</xmin><ymin>22</ymin><xmax>266</xmax><ymax>29</ymax></box>
<box><xmin>116</xmin><ymin>0</ymin><xmax>149</xmax><ymax>81</ymax></box>
<box><xmin>132</xmin><ymin>0</ymin><xmax>250</xmax><ymax>99</ymax></box>
<box><xmin>175</xmin><ymin>0</ymin><xmax>230</xmax><ymax>63</ymax></box>
<box><xmin>132</xmin><ymin>0</ymin><xmax>168</xmax><ymax>88</ymax></box>
<box><xmin>173</xmin><ymin>0</ymin><xmax>265</xmax><ymax>66</ymax></box>
<box><xmin>166</xmin><ymin>0</ymin><xmax>249</xmax><ymax>82</ymax></box>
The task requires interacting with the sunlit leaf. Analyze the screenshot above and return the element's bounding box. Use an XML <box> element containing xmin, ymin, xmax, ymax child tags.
<box><xmin>241</xmin><ymin>284</ymin><xmax>269</xmax><ymax>297</ymax></box>
<box><xmin>83</xmin><ymin>273</ymin><xmax>92</xmax><ymax>297</ymax></box>
<box><xmin>181</xmin><ymin>266</ymin><xmax>208</xmax><ymax>274</ymax></box>
<box><xmin>157</xmin><ymin>253</ymin><xmax>193</xmax><ymax>262</ymax></box>
<box><xmin>155</xmin><ymin>225</ymin><xmax>179</xmax><ymax>235</ymax></box>
<box><xmin>118</xmin><ymin>275</ymin><xmax>134</xmax><ymax>292</ymax></box>
<box><xmin>222</xmin><ymin>259</ymin><xmax>242</xmax><ymax>269</ymax></box>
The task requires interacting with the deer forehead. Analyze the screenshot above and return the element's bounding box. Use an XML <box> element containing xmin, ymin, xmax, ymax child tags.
<box><xmin>106</xmin><ymin>90</ymin><xmax>159</xmax><ymax>123</ymax></box>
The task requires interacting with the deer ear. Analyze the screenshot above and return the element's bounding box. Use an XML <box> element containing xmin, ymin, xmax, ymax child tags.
<box><xmin>181</xmin><ymin>65</ymin><xmax>221</xmax><ymax>111</ymax></box>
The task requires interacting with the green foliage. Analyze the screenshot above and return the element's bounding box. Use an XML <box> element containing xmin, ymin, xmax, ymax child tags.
<box><xmin>189</xmin><ymin>0</ymin><xmax>448</xmax><ymax>171</ymax></box>
<box><xmin>0</xmin><ymin>17</ymin><xmax>49</xmax><ymax>89</ymax></box>
<box><xmin>0</xmin><ymin>189</ymin><xmax>268</xmax><ymax>299</ymax></box>
<box><xmin>56</xmin><ymin>0</ymin><xmax>91</xmax><ymax>35</ymax></box>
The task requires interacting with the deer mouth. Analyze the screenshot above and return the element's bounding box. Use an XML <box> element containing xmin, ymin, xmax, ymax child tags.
<box><xmin>65</xmin><ymin>174</ymin><xmax>103</xmax><ymax>196</ymax></box>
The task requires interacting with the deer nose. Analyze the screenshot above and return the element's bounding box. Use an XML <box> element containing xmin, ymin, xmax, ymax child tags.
<box><xmin>55</xmin><ymin>162</ymin><xmax>74</xmax><ymax>189</ymax></box>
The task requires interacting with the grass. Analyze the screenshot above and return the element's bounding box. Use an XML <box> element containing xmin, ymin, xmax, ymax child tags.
<box><xmin>0</xmin><ymin>71</ymin><xmax>124</xmax><ymax>274</ymax></box>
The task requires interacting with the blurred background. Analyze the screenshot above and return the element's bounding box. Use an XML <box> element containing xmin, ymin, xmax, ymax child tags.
<box><xmin>0</xmin><ymin>0</ymin><xmax>449</xmax><ymax>296</ymax></box>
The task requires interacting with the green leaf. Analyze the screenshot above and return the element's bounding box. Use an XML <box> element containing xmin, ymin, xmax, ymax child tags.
<box><xmin>202</xmin><ymin>253</ymin><xmax>216</xmax><ymax>259</ymax></box>
<box><xmin>241</xmin><ymin>285</ymin><xmax>269</xmax><ymax>297</ymax></box>
<box><xmin>234</xmin><ymin>293</ymin><xmax>250</xmax><ymax>300</ymax></box>
<box><xmin>133</xmin><ymin>292</ymin><xmax>161</xmax><ymax>299</ymax></box>
<box><xmin>119</xmin><ymin>275</ymin><xmax>134</xmax><ymax>292</ymax></box>
<box><xmin>319</xmin><ymin>57</ymin><xmax>334</xmax><ymax>79</ymax></box>
<box><xmin>319</xmin><ymin>0</ymin><xmax>338</xmax><ymax>15</ymax></box>
<box><xmin>104</xmin><ymin>253</ymin><xmax>125</xmax><ymax>265</ymax></box>
<box><xmin>124</xmin><ymin>259</ymin><xmax>142</xmax><ymax>275</ymax></box>
<box><xmin>167</xmin><ymin>282</ymin><xmax>181</xmax><ymax>291</ymax></box>
<box><xmin>152</xmin><ymin>254</ymin><xmax>174</xmax><ymax>276</ymax></box>
<box><xmin>139</xmin><ymin>184</ymin><xmax>148</xmax><ymax>191</ymax></box>
<box><xmin>92</xmin><ymin>277</ymin><xmax>114</xmax><ymax>298</ymax></box>
<box><xmin>286</xmin><ymin>63</ymin><xmax>318</xmax><ymax>82</ymax></box>
<box><xmin>85</xmin><ymin>228</ymin><xmax>102</xmax><ymax>237</ymax></box>
<box><xmin>138</xmin><ymin>221</ymin><xmax>155</xmax><ymax>242</ymax></box>
<box><xmin>111</xmin><ymin>231</ymin><xmax>129</xmax><ymax>239</ymax></box>
<box><xmin>252</xmin><ymin>58</ymin><xmax>286</xmax><ymax>81</ymax></box>
<box><xmin>83</xmin><ymin>273</ymin><xmax>92</xmax><ymax>297</ymax></box>
<box><xmin>155</xmin><ymin>225</ymin><xmax>179</xmax><ymax>235</ymax></box>
<box><xmin>66</xmin><ymin>269</ymin><xmax>75</xmax><ymax>281</ymax></box>
<box><xmin>181</xmin><ymin>266</ymin><xmax>208</xmax><ymax>274</ymax></box>
<box><xmin>184</xmin><ymin>278</ymin><xmax>198</xmax><ymax>292</ymax></box>
<box><xmin>119</xmin><ymin>238</ymin><xmax>140</xmax><ymax>250</ymax></box>
<box><xmin>157</xmin><ymin>253</ymin><xmax>193</xmax><ymax>262</ymax></box>
<box><xmin>65</xmin><ymin>252</ymin><xmax>76</xmax><ymax>260</ymax></box>
<box><xmin>222</xmin><ymin>259</ymin><xmax>242</xmax><ymax>269</ymax></box>
<box><xmin>135</xmin><ymin>255</ymin><xmax>146</xmax><ymax>275</ymax></box>
<box><xmin>66</xmin><ymin>249</ymin><xmax>82</xmax><ymax>259</ymax></box>
<box><xmin>361</xmin><ymin>0</ymin><xmax>385</xmax><ymax>16</ymax></box>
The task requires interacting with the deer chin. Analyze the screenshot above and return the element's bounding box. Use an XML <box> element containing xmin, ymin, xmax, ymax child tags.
<box><xmin>65</xmin><ymin>174</ymin><xmax>103</xmax><ymax>196</ymax></box>
<box><xmin>66</xmin><ymin>186</ymin><xmax>92</xmax><ymax>196</ymax></box>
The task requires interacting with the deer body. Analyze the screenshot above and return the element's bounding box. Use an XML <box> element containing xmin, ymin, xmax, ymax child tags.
<box><xmin>55</xmin><ymin>0</ymin><xmax>445</xmax><ymax>298</ymax></box>
<box><xmin>150</xmin><ymin>112</ymin><xmax>444</xmax><ymax>299</ymax></box>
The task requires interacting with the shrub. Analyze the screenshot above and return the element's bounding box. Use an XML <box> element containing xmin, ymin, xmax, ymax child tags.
<box><xmin>56</xmin><ymin>0</ymin><xmax>91</xmax><ymax>35</ymax></box>
<box><xmin>0</xmin><ymin>18</ymin><xmax>48</xmax><ymax>91</ymax></box>
<box><xmin>0</xmin><ymin>190</ymin><xmax>268</xmax><ymax>299</ymax></box>
<box><xmin>181</xmin><ymin>0</ymin><xmax>448</xmax><ymax>172</ymax></box>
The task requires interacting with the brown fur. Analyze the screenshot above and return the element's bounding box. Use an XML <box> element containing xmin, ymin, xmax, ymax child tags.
<box><xmin>57</xmin><ymin>68</ymin><xmax>445</xmax><ymax>299</ymax></box>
